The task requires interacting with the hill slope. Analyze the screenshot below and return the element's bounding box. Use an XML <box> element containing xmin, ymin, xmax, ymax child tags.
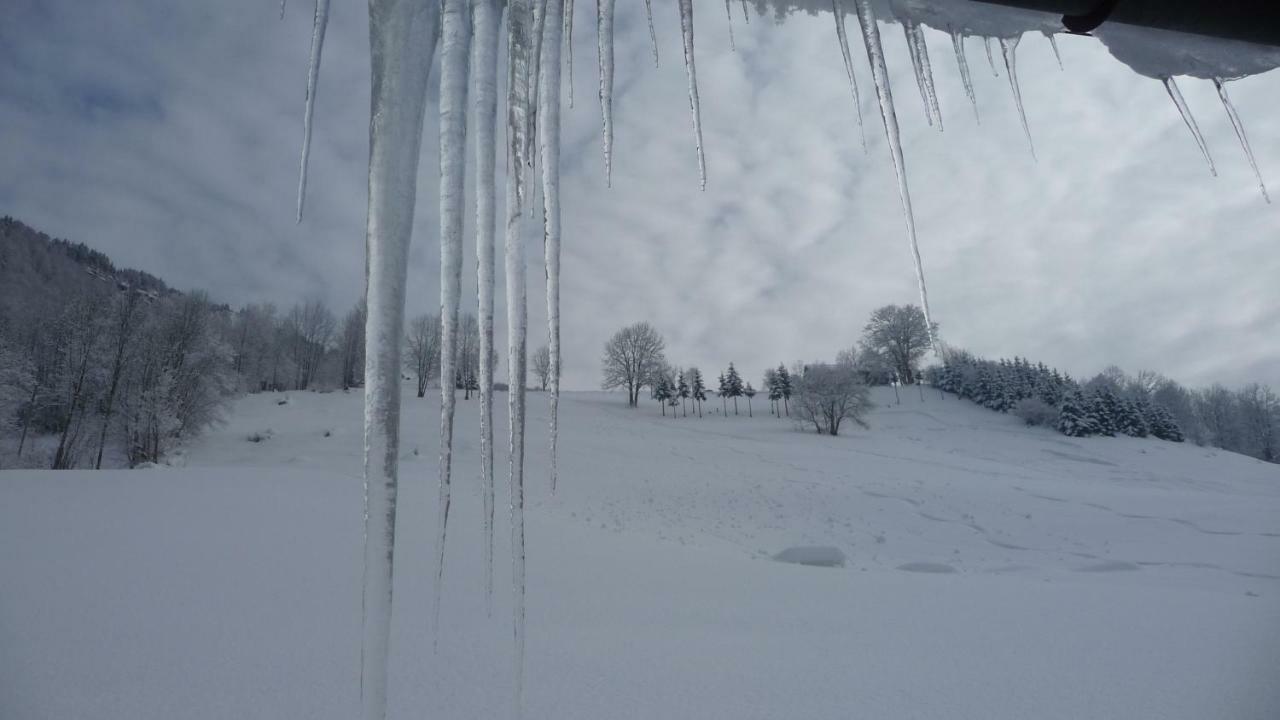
<box><xmin>3</xmin><ymin>386</ymin><xmax>1278</xmax><ymax>719</ymax></box>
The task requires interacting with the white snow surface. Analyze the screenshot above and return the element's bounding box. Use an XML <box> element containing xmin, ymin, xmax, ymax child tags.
<box><xmin>3</xmin><ymin>385</ymin><xmax>1280</xmax><ymax>719</ymax></box>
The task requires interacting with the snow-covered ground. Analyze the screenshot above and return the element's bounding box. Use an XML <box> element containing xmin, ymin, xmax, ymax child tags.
<box><xmin>3</xmin><ymin>385</ymin><xmax>1278</xmax><ymax>719</ymax></box>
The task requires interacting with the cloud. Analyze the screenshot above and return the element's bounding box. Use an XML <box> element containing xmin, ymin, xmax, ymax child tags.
<box><xmin>1</xmin><ymin>0</ymin><xmax>1276</xmax><ymax>392</ymax></box>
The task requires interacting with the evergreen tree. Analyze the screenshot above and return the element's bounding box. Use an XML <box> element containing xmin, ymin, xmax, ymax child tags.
<box><xmin>744</xmin><ymin>382</ymin><xmax>756</xmax><ymax>417</ymax></box>
<box><xmin>725</xmin><ymin>363</ymin><xmax>744</xmax><ymax>415</ymax></box>
<box><xmin>654</xmin><ymin>374</ymin><xmax>672</xmax><ymax>416</ymax></box>
<box><xmin>775</xmin><ymin>364</ymin><xmax>792</xmax><ymax>416</ymax></box>
<box><xmin>1058</xmin><ymin>392</ymin><xmax>1095</xmax><ymax>437</ymax></box>
<box><xmin>677</xmin><ymin>370</ymin><xmax>690</xmax><ymax>417</ymax></box>
<box><xmin>762</xmin><ymin>368</ymin><xmax>778</xmax><ymax>415</ymax></box>
<box><xmin>717</xmin><ymin>372</ymin><xmax>728</xmax><ymax>415</ymax></box>
<box><xmin>1089</xmin><ymin>389</ymin><xmax>1119</xmax><ymax>437</ymax></box>
<box><xmin>1117</xmin><ymin>398</ymin><xmax>1149</xmax><ymax>437</ymax></box>
<box><xmin>690</xmin><ymin>367</ymin><xmax>706</xmax><ymax>418</ymax></box>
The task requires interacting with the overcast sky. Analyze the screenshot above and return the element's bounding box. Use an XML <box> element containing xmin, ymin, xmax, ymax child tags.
<box><xmin>2</xmin><ymin>0</ymin><xmax>1277</xmax><ymax>391</ymax></box>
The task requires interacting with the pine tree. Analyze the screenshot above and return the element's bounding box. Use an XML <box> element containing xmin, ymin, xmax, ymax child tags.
<box><xmin>717</xmin><ymin>373</ymin><xmax>728</xmax><ymax>415</ymax></box>
<box><xmin>677</xmin><ymin>370</ymin><xmax>690</xmax><ymax>417</ymax></box>
<box><xmin>744</xmin><ymin>382</ymin><xmax>756</xmax><ymax>417</ymax></box>
<box><xmin>654</xmin><ymin>374</ymin><xmax>672</xmax><ymax>416</ymax></box>
<box><xmin>1058</xmin><ymin>392</ymin><xmax>1095</xmax><ymax>437</ymax></box>
<box><xmin>1089</xmin><ymin>389</ymin><xmax>1119</xmax><ymax>437</ymax></box>
<box><xmin>725</xmin><ymin>363</ymin><xmax>744</xmax><ymax>415</ymax></box>
<box><xmin>775</xmin><ymin>364</ymin><xmax>792</xmax><ymax>416</ymax></box>
<box><xmin>690</xmin><ymin>367</ymin><xmax>706</xmax><ymax>418</ymax></box>
<box><xmin>1118</xmin><ymin>398</ymin><xmax>1149</xmax><ymax>437</ymax></box>
<box><xmin>762</xmin><ymin>368</ymin><xmax>778</xmax><ymax>415</ymax></box>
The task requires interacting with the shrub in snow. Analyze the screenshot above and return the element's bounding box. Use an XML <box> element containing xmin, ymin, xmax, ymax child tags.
<box><xmin>1014</xmin><ymin>397</ymin><xmax>1057</xmax><ymax>427</ymax></box>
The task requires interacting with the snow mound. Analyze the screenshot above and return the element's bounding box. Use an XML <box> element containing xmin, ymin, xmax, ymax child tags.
<box><xmin>773</xmin><ymin>545</ymin><xmax>847</xmax><ymax>567</ymax></box>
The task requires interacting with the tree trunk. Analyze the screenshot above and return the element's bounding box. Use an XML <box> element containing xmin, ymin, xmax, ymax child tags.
<box><xmin>733</xmin><ymin>397</ymin><xmax>739</xmax><ymax>415</ymax></box>
<box><xmin>747</xmin><ymin>398</ymin><xmax>752</xmax><ymax>417</ymax></box>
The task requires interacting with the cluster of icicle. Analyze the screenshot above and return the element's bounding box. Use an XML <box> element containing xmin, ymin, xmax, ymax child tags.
<box><xmin>283</xmin><ymin>0</ymin><xmax>1273</xmax><ymax>717</ymax></box>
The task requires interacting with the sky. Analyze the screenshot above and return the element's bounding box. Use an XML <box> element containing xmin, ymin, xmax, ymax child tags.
<box><xmin>1</xmin><ymin>0</ymin><xmax>1277</xmax><ymax>392</ymax></box>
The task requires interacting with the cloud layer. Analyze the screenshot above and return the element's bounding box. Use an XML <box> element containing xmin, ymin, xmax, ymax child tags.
<box><xmin>2</xmin><ymin>0</ymin><xmax>1276</xmax><ymax>391</ymax></box>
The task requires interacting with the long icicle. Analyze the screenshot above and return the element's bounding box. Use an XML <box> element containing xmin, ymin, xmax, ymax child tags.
<box><xmin>361</xmin><ymin>2</ymin><xmax>439</xmax><ymax>719</ymax></box>
<box><xmin>280</xmin><ymin>0</ymin><xmax>287</xmax><ymax>19</ymax></box>
<box><xmin>852</xmin><ymin>0</ymin><xmax>935</xmax><ymax>347</ymax></box>
<box><xmin>1048</xmin><ymin>33</ymin><xmax>1063</xmax><ymax>69</ymax></box>
<box><xmin>565</xmin><ymin>0</ymin><xmax>576</xmax><ymax>106</ymax></box>
<box><xmin>913</xmin><ymin>22</ymin><xmax>942</xmax><ymax>130</ymax></box>
<box><xmin>529</xmin><ymin>0</ymin><xmax>547</xmax><ymax>173</ymax></box>
<box><xmin>295</xmin><ymin>0</ymin><xmax>331</xmax><ymax>222</ymax></box>
<box><xmin>724</xmin><ymin>0</ymin><xmax>736</xmax><ymax>51</ymax></box>
<box><xmin>1214</xmin><ymin>78</ymin><xmax>1270</xmax><ymax>203</ymax></box>
<box><xmin>902</xmin><ymin>22</ymin><xmax>933</xmax><ymax>127</ymax></box>
<box><xmin>643</xmin><ymin>0</ymin><xmax>660</xmax><ymax>67</ymax></box>
<box><xmin>740</xmin><ymin>0</ymin><xmax>749</xmax><ymax>22</ymax></box>
<box><xmin>472</xmin><ymin>0</ymin><xmax>502</xmax><ymax>615</ymax></box>
<box><xmin>505</xmin><ymin>0</ymin><xmax>534</xmax><ymax>709</ymax></box>
<box><xmin>1162</xmin><ymin>77</ymin><xmax>1216</xmax><ymax>176</ymax></box>
<box><xmin>540</xmin><ymin>0</ymin><xmax>564</xmax><ymax>495</ymax></box>
<box><xmin>983</xmin><ymin>36</ymin><xmax>999</xmax><ymax>77</ymax></box>
<box><xmin>678</xmin><ymin>0</ymin><xmax>708</xmax><ymax>190</ymax></box>
<box><xmin>999</xmin><ymin>36</ymin><xmax>1036</xmax><ymax>160</ymax></box>
<box><xmin>597</xmin><ymin>0</ymin><xmax>616</xmax><ymax>185</ymax></box>
<box><xmin>950</xmin><ymin>30</ymin><xmax>979</xmax><ymax>122</ymax></box>
<box><xmin>832</xmin><ymin>0</ymin><xmax>866</xmax><ymax>151</ymax></box>
<box><xmin>433</xmin><ymin>0</ymin><xmax>471</xmax><ymax>647</ymax></box>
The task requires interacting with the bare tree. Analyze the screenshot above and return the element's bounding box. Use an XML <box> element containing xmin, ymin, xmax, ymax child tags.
<box><xmin>1236</xmin><ymin>384</ymin><xmax>1279</xmax><ymax>463</ymax></box>
<box><xmin>339</xmin><ymin>300</ymin><xmax>367</xmax><ymax>390</ymax></box>
<box><xmin>793</xmin><ymin>362</ymin><xmax>872</xmax><ymax>436</ymax></box>
<box><xmin>284</xmin><ymin>299</ymin><xmax>335</xmax><ymax>390</ymax></box>
<box><xmin>51</xmin><ymin>294</ymin><xmax>107</xmax><ymax>469</ymax></box>
<box><xmin>94</xmin><ymin>291</ymin><xmax>143</xmax><ymax>468</ymax></box>
<box><xmin>532</xmin><ymin>345</ymin><xmax>552</xmax><ymax>391</ymax></box>
<box><xmin>601</xmin><ymin>321</ymin><xmax>666</xmax><ymax>407</ymax></box>
<box><xmin>860</xmin><ymin>304</ymin><xmax>937</xmax><ymax>385</ymax></box>
<box><xmin>405</xmin><ymin>313</ymin><xmax>442</xmax><ymax>398</ymax></box>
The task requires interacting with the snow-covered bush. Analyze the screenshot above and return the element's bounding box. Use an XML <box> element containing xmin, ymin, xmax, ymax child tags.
<box><xmin>1014</xmin><ymin>397</ymin><xmax>1057</xmax><ymax>427</ymax></box>
<box><xmin>792</xmin><ymin>363</ymin><xmax>871</xmax><ymax>437</ymax></box>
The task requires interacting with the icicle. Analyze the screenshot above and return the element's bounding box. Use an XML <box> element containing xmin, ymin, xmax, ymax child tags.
<box><xmin>910</xmin><ymin>21</ymin><xmax>942</xmax><ymax>130</ymax></box>
<box><xmin>852</xmin><ymin>0</ymin><xmax>935</xmax><ymax>347</ymax></box>
<box><xmin>831</xmin><ymin>0</ymin><xmax>865</xmax><ymax>150</ymax></box>
<box><xmin>902</xmin><ymin>22</ymin><xmax>933</xmax><ymax>127</ymax></box>
<box><xmin>1161</xmin><ymin>77</ymin><xmax>1216</xmax><ymax>177</ymax></box>
<box><xmin>280</xmin><ymin>0</ymin><xmax>287</xmax><ymax>19</ymax></box>
<box><xmin>999</xmin><ymin>36</ymin><xmax>1035</xmax><ymax>160</ymax></box>
<box><xmin>643</xmin><ymin>0</ymin><xmax>660</xmax><ymax>67</ymax></box>
<box><xmin>678</xmin><ymin>0</ymin><xmax>708</xmax><ymax>190</ymax></box>
<box><xmin>505</xmin><ymin>0</ymin><xmax>534</xmax><ymax>709</ymax></box>
<box><xmin>295</xmin><ymin>0</ymin><xmax>331</xmax><ymax>223</ymax></box>
<box><xmin>1048</xmin><ymin>33</ymin><xmax>1063</xmax><ymax>70</ymax></box>
<box><xmin>565</xmin><ymin>0</ymin><xmax>576</xmax><ymax>106</ymax></box>
<box><xmin>472</xmin><ymin>0</ymin><xmax>502</xmax><ymax>614</ymax></box>
<box><xmin>724</xmin><ymin>0</ymin><xmax>736</xmax><ymax>51</ymax></box>
<box><xmin>597</xmin><ymin>0</ymin><xmax>615</xmax><ymax>185</ymax></box>
<box><xmin>540</xmin><ymin>0</ymin><xmax>564</xmax><ymax>495</ymax></box>
<box><xmin>362</xmin><ymin>1</ymin><xmax>439</xmax><ymax>719</ymax></box>
<box><xmin>529</xmin><ymin>0</ymin><xmax>547</xmax><ymax>174</ymax></box>
<box><xmin>983</xmin><ymin>36</ymin><xmax>998</xmax><ymax>77</ymax></box>
<box><xmin>433</xmin><ymin>0</ymin><xmax>471</xmax><ymax>646</ymax></box>
<box><xmin>740</xmin><ymin>0</ymin><xmax>749</xmax><ymax>22</ymax></box>
<box><xmin>1214</xmin><ymin>78</ymin><xmax>1270</xmax><ymax>203</ymax></box>
<box><xmin>950</xmin><ymin>30</ymin><xmax>979</xmax><ymax>122</ymax></box>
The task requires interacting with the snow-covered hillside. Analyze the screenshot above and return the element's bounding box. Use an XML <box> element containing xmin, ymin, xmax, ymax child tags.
<box><xmin>3</xmin><ymin>385</ymin><xmax>1278</xmax><ymax>719</ymax></box>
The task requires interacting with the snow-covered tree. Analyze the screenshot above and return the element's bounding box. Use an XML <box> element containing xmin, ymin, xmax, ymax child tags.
<box><xmin>676</xmin><ymin>369</ymin><xmax>690</xmax><ymax>417</ymax></box>
<box><xmin>724</xmin><ymin>362</ymin><xmax>744</xmax><ymax>415</ymax></box>
<box><xmin>860</xmin><ymin>304</ymin><xmax>936</xmax><ymax>385</ymax></box>
<box><xmin>1057</xmin><ymin>392</ymin><xmax>1094</xmax><ymax>437</ymax></box>
<box><xmin>793</xmin><ymin>363</ymin><xmax>872</xmax><ymax>436</ymax></box>
<box><xmin>601</xmin><ymin>321</ymin><xmax>666</xmax><ymax>407</ymax></box>
<box><xmin>775</xmin><ymin>364</ymin><xmax>792</xmax><ymax>416</ymax></box>
<box><xmin>744</xmin><ymin>382</ymin><xmax>756</xmax><ymax>418</ymax></box>
<box><xmin>689</xmin><ymin>367</ymin><xmax>706</xmax><ymax>418</ymax></box>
